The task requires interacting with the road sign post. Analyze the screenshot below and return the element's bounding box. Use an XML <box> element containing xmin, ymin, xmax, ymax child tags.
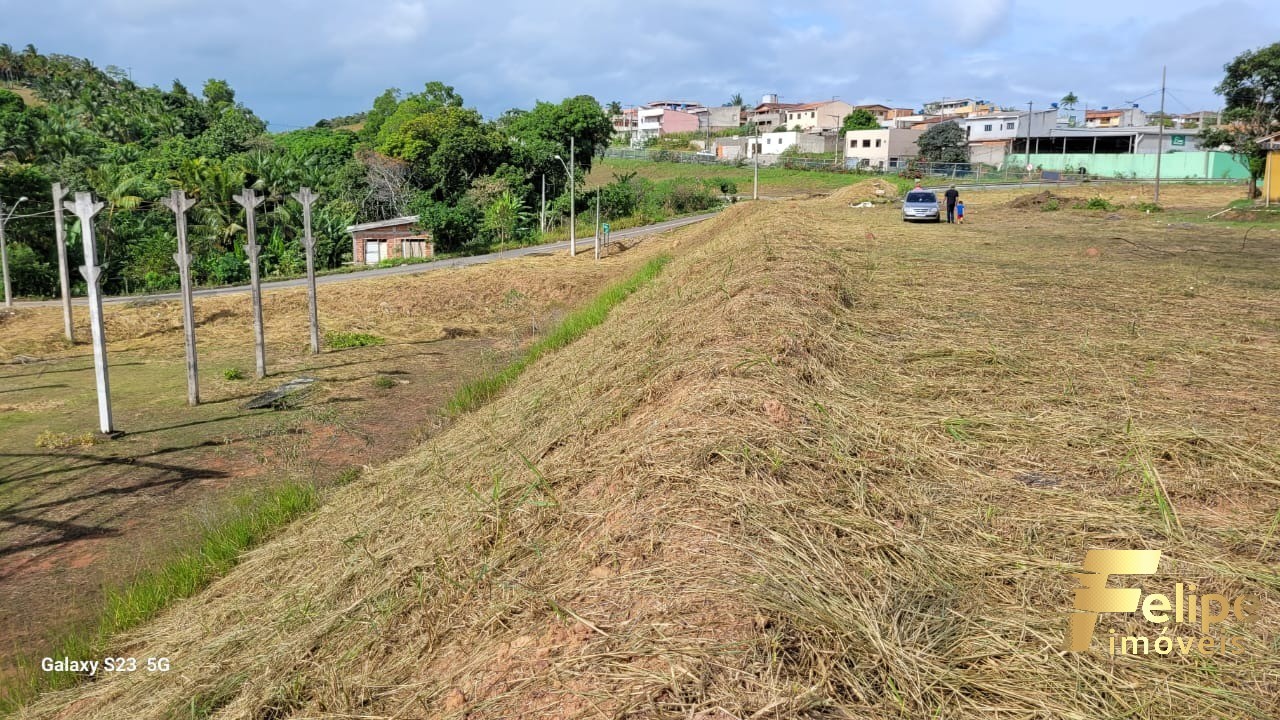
<box><xmin>233</xmin><ymin>188</ymin><xmax>268</xmax><ymax>379</ymax></box>
<box><xmin>164</xmin><ymin>189</ymin><xmax>200</xmax><ymax>405</ymax></box>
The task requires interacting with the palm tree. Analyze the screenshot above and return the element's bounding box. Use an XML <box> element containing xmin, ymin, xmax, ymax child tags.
<box><xmin>607</xmin><ymin>100</ymin><xmax>622</xmax><ymax>115</ymax></box>
<box><xmin>0</xmin><ymin>44</ymin><xmax>15</xmax><ymax>81</ymax></box>
<box><xmin>727</xmin><ymin>93</ymin><xmax>744</xmax><ymax>107</ymax></box>
<box><xmin>86</xmin><ymin>164</ymin><xmax>150</xmax><ymax>263</ymax></box>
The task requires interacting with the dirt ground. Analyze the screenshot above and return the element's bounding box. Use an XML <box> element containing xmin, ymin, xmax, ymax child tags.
<box><xmin>0</xmin><ymin>237</ymin><xmax>669</xmax><ymax>679</ymax></box>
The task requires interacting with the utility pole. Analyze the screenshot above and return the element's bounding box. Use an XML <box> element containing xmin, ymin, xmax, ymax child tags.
<box><xmin>594</xmin><ymin>189</ymin><xmax>601</xmax><ymax>261</ymax></box>
<box><xmin>51</xmin><ymin>184</ymin><xmax>73</xmax><ymax>341</ymax></box>
<box><xmin>163</xmin><ymin>189</ymin><xmax>200</xmax><ymax>405</ymax></box>
<box><xmin>292</xmin><ymin>187</ymin><xmax>322</xmax><ymax>354</ymax></box>
<box><xmin>233</xmin><ymin>188</ymin><xmax>268</xmax><ymax>379</ymax></box>
<box><xmin>540</xmin><ymin>174</ymin><xmax>546</xmax><ymax>234</ymax></box>
<box><xmin>66</xmin><ymin>192</ymin><xmax>115</xmax><ymax>434</ymax></box>
<box><xmin>1024</xmin><ymin>101</ymin><xmax>1034</xmax><ymax>176</ymax></box>
<box><xmin>753</xmin><ymin>130</ymin><xmax>760</xmax><ymax>200</ymax></box>
<box><xmin>0</xmin><ymin>195</ymin><xmax>27</xmax><ymax>308</ymax></box>
<box><xmin>1154</xmin><ymin>65</ymin><xmax>1166</xmax><ymax>203</ymax></box>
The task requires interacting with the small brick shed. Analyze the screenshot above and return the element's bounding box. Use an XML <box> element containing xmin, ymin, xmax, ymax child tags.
<box><xmin>347</xmin><ymin>215</ymin><xmax>433</xmax><ymax>265</ymax></box>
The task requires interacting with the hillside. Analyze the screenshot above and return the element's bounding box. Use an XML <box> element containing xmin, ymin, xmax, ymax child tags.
<box><xmin>19</xmin><ymin>186</ymin><xmax>1280</xmax><ymax>718</ymax></box>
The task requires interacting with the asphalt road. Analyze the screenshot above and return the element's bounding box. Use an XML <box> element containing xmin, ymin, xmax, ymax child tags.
<box><xmin>12</xmin><ymin>212</ymin><xmax>717</xmax><ymax>308</ymax></box>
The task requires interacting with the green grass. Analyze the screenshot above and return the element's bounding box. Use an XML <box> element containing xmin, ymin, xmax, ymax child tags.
<box><xmin>447</xmin><ymin>255</ymin><xmax>671</xmax><ymax>415</ymax></box>
<box><xmin>323</xmin><ymin>331</ymin><xmax>385</xmax><ymax>350</ymax></box>
<box><xmin>371</xmin><ymin>375</ymin><xmax>397</xmax><ymax>389</ymax></box>
<box><xmin>222</xmin><ymin>367</ymin><xmax>245</xmax><ymax>380</ymax></box>
<box><xmin>0</xmin><ymin>482</ymin><xmax>318</xmax><ymax>714</ymax></box>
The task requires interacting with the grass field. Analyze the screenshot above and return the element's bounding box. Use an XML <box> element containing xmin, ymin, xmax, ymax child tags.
<box><xmin>10</xmin><ymin>182</ymin><xmax>1280</xmax><ymax>718</ymax></box>
<box><xmin>0</xmin><ymin>235</ymin><xmax>676</xmax><ymax>710</ymax></box>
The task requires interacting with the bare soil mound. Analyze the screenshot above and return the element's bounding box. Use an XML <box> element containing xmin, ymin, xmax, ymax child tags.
<box><xmin>1008</xmin><ymin>190</ymin><xmax>1071</xmax><ymax>208</ymax></box>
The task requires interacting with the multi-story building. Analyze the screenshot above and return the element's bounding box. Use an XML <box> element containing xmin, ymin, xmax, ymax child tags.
<box><xmin>782</xmin><ymin>100</ymin><xmax>853</xmax><ymax>131</ymax></box>
<box><xmin>958</xmin><ymin>109</ymin><xmax>1059</xmax><ymax>165</ymax></box>
<box><xmin>1084</xmin><ymin>107</ymin><xmax>1147</xmax><ymax>128</ymax></box>
<box><xmin>843</xmin><ymin>128</ymin><xmax>925</xmax><ymax>170</ymax></box>
<box><xmin>923</xmin><ymin>98</ymin><xmax>995</xmax><ymax>118</ymax></box>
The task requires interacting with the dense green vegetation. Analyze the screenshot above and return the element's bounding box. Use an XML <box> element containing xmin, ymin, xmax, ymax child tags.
<box><xmin>0</xmin><ymin>45</ymin><xmax>643</xmax><ymax>299</ymax></box>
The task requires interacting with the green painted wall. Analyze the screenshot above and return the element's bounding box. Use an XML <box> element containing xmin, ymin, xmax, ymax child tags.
<box><xmin>1004</xmin><ymin>151</ymin><xmax>1249</xmax><ymax>179</ymax></box>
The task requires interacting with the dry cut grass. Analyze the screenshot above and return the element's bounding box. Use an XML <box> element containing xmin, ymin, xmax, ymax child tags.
<box><xmin>18</xmin><ymin>187</ymin><xmax>1280</xmax><ymax>719</ymax></box>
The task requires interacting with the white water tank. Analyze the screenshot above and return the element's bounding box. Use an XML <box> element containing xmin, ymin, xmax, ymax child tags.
<box><xmin>761</xmin><ymin>93</ymin><xmax>778</xmax><ymax>105</ymax></box>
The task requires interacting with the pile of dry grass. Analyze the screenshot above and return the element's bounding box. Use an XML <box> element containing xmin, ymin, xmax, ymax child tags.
<box><xmin>21</xmin><ymin>190</ymin><xmax>1280</xmax><ymax>719</ymax></box>
<box><xmin>827</xmin><ymin>178</ymin><xmax>899</xmax><ymax>205</ymax></box>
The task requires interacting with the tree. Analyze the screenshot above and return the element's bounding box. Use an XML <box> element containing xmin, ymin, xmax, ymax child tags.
<box><xmin>917</xmin><ymin>120</ymin><xmax>969</xmax><ymax>163</ymax></box>
<box><xmin>1200</xmin><ymin>42</ymin><xmax>1280</xmax><ymax>196</ymax></box>
<box><xmin>482</xmin><ymin>190</ymin><xmax>527</xmax><ymax>245</ymax></box>
<box><xmin>1060</xmin><ymin>92</ymin><xmax>1079</xmax><ymax>110</ymax></box>
<box><xmin>841</xmin><ymin>108</ymin><xmax>879</xmax><ymax>131</ymax></box>
<box><xmin>607</xmin><ymin>100</ymin><xmax>622</xmax><ymax>115</ymax></box>
<box><xmin>201</xmin><ymin>78</ymin><xmax>235</xmax><ymax>108</ymax></box>
<box><xmin>362</xmin><ymin>88</ymin><xmax>400</xmax><ymax>141</ymax></box>
<box><xmin>726</xmin><ymin>93</ymin><xmax>744</xmax><ymax>107</ymax></box>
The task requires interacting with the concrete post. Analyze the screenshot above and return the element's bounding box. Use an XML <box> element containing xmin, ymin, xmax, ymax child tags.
<box><xmin>233</xmin><ymin>188</ymin><xmax>267</xmax><ymax>378</ymax></box>
<box><xmin>291</xmin><ymin>187</ymin><xmax>322</xmax><ymax>355</ymax></box>
<box><xmin>163</xmin><ymin>190</ymin><xmax>200</xmax><ymax>405</ymax></box>
<box><xmin>52</xmin><ymin>183</ymin><xmax>73</xmax><ymax>342</ymax></box>
<box><xmin>594</xmin><ymin>190</ymin><xmax>601</xmax><ymax>260</ymax></box>
<box><xmin>66</xmin><ymin>192</ymin><xmax>114</xmax><ymax>434</ymax></box>
<box><xmin>0</xmin><ymin>203</ymin><xmax>10</xmax><ymax>309</ymax></box>
<box><xmin>540</xmin><ymin>174</ymin><xmax>546</xmax><ymax>234</ymax></box>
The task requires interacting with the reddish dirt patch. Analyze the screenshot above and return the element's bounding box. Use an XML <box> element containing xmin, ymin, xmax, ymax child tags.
<box><xmin>0</xmin><ymin>336</ymin><xmax>503</xmax><ymax>680</ymax></box>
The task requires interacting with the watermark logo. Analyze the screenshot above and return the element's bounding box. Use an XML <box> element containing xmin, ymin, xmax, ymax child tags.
<box><xmin>1064</xmin><ymin>549</ymin><xmax>1260</xmax><ymax>656</ymax></box>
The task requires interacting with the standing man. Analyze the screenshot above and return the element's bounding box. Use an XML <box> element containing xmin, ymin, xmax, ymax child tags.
<box><xmin>944</xmin><ymin>185</ymin><xmax>960</xmax><ymax>224</ymax></box>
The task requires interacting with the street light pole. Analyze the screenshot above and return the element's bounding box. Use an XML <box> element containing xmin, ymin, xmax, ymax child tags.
<box><xmin>0</xmin><ymin>196</ymin><xmax>28</xmax><ymax>308</ymax></box>
<box><xmin>554</xmin><ymin>137</ymin><xmax>577</xmax><ymax>256</ymax></box>
<box><xmin>569</xmin><ymin>136</ymin><xmax>575</xmax><ymax>256</ymax></box>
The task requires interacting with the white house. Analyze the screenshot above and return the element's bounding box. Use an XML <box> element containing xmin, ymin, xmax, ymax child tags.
<box><xmin>843</xmin><ymin>128</ymin><xmax>924</xmax><ymax>169</ymax></box>
<box><xmin>959</xmin><ymin>109</ymin><xmax>1058</xmax><ymax>165</ymax></box>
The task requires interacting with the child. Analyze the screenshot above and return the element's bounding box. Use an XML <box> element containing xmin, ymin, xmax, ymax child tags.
<box><xmin>956</xmin><ymin>200</ymin><xmax>966</xmax><ymax>224</ymax></box>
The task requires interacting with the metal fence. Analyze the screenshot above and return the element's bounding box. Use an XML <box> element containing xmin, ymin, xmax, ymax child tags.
<box><xmin>600</xmin><ymin>148</ymin><xmax>1250</xmax><ymax>187</ymax></box>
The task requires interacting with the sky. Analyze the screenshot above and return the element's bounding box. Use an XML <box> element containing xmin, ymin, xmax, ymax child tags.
<box><xmin>1</xmin><ymin>0</ymin><xmax>1277</xmax><ymax>130</ymax></box>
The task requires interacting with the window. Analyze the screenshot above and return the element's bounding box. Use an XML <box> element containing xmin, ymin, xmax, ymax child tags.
<box><xmin>875</xmin><ymin>139</ymin><xmax>882</xmax><ymax>147</ymax></box>
<box><xmin>984</xmin><ymin>124</ymin><xmax>993</xmax><ymax>131</ymax></box>
<box><xmin>809</xmin><ymin>112</ymin><xmax>815</xmax><ymax>118</ymax></box>
<box><xmin>862</xmin><ymin>139</ymin><xmax>871</xmax><ymax>147</ymax></box>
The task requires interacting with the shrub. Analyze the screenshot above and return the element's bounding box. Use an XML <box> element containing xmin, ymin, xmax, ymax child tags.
<box><xmin>324</xmin><ymin>331</ymin><xmax>385</xmax><ymax>349</ymax></box>
<box><xmin>1041</xmin><ymin>199</ymin><xmax>1060</xmax><ymax>212</ymax></box>
<box><xmin>1134</xmin><ymin>201</ymin><xmax>1163</xmax><ymax>213</ymax></box>
<box><xmin>371</xmin><ymin>375</ymin><xmax>397</xmax><ymax>389</ymax></box>
<box><xmin>1076</xmin><ymin>196</ymin><xmax>1118</xmax><ymax>211</ymax></box>
<box><xmin>223</xmin><ymin>367</ymin><xmax>245</xmax><ymax>380</ymax></box>
<box><xmin>35</xmin><ymin>430</ymin><xmax>97</xmax><ymax>449</ymax></box>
